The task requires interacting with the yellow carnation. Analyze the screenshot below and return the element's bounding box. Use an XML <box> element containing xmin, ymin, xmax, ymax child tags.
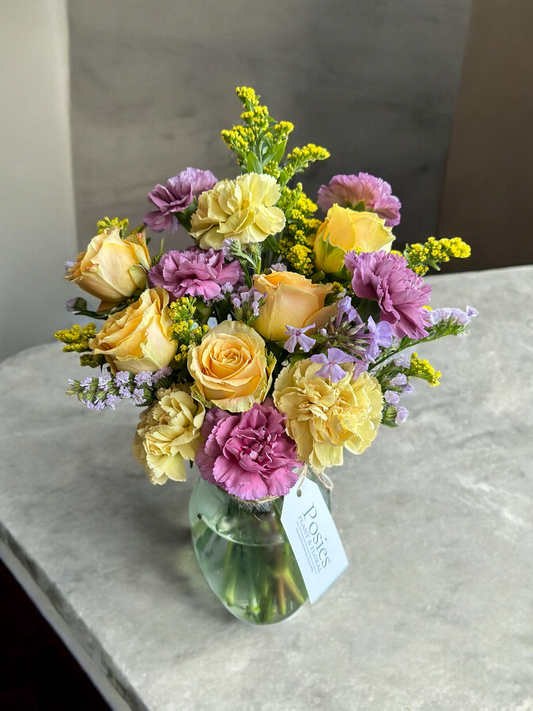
<box><xmin>273</xmin><ymin>361</ymin><xmax>383</xmax><ymax>473</ymax></box>
<box><xmin>133</xmin><ymin>385</ymin><xmax>205</xmax><ymax>485</ymax></box>
<box><xmin>190</xmin><ymin>173</ymin><xmax>286</xmax><ymax>249</ymax></box>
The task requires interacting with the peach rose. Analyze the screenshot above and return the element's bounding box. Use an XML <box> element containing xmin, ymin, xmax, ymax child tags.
<box><xmin>187</xmin><ymin>320</ymin><xmax>275</xmax><ymax>412</ymax></box>
<box><xmin>252</xmin><ymin>270</ymin><xmax>336</xmax><ymax>342</ymax></box>
<box><xmin>89</xmin><ymin>287</ymin><xmax>176</xmax><ymax>374</ymax></box>
<box><xmin>65</xmin><ymin>226</ymin><xmax>151</xmax><ymax>311</ymax></box>
<box><xmin>314</xmin><ymin>204</ymin><xmax>394</xmax><ymax>274</ymax></box>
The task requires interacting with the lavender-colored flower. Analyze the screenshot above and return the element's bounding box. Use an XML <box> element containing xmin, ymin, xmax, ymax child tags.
<box><xmin>384</xmin><ymin>390</ymin><xmax>400</xmax><ymax>406</ymax></box>
<box><xmin>64</xmin><ymin>261</ymin><xmax>77</xmax><ymax>274</ymax></box>
<box><xmin>345</xmin><ymin>251</ymin><xmax>431</xmax><ymax>339</ymax></box>
<box><xmin>114</xmin><ymin>371</ymin><xmax>130</xmax><ymax>386</ymax></box>
<box><xmin>270</xmin><ymin>263</ymin><xmax>287</xmax><ymax>272</ymax></box>
<box><xmin>310</xmin><ymin>347</ymin><xmax>356</xmax><ymax>383</ymax></box>
<box><xmin>365</xmin><ymin>316</ymin><xmax>393</xmax><ymax>362</ymax></box>
<box><xmin>394</xmin><ymin>353</ymin><xmax>411</xmax><ymax>369</ymax></box>
<box><xmin>284</xmin><ymin>324</ymin><xmax>316</xmax><ymax>353</ymax></box>
<box><xmin>66</xmin><ymin>298</ymin><xmax>78</xmax><ymax>313</ymax></box>
<box><xmin>134</xmin><ymin>372</ymin><xmax>153</xmax><ymax>387</ymax></box>
<box><xmin>403</xmin><ymin>383</ymin><xmax>414</xmax><ymax>395</ymax></box>
<box><xmin>119</xmin><ymin>386</ymin><xmax>132</xmax><ymax>399</ymax></box>
<box><xmin>149</xmin><ymin>247</ymin><xmax>242</xmax><ymax>301</ymax></box>
<box><xmin>132</xmin><ymin>388</ymin><xmax>146</xmax><ymax>405</ymax></box>
<box><xmin>395</xmin><ymin>406</ymin><xmax>409</xmax><ymax>424</ymax></box>
<box><xmin>153</xmin><ymin>366</ymin><xmax>172</xmax><ymax>382</ymax></box>
<box><xmin>80</xmin><ymin>377</ymin><xmax>93</xmax><ymax>391</ymax></box>
<box><xmin>105</xmin><ymin>394</ymin><xmax>121</xmax><ymax>410</ymax></box>
<box><xmin>317</xmin><ymin>173</ymin><xmax>402</xmax><ymax>227</ymax></box>
<box><xmin>427</xmin><ymin>305</ymin><xmax>479</xmax><ymax>327</ymax></box>
<box><xmin>390</xmin><ymin>373</ymin><xmax>408</xmax><ymax>387</ymax></box>
<box><xmin>144</xmin><ymin>167</ymin><xmax>218</xmax><ymax>233</ymax></box>
<box><xmin>98</xmin><ymin>373</ymin><xmax>112</xmax><ymax>391</ymax></box>
<box><xmin>336</xmin><ymin>295</ymin><xmax>359</xmax><ymax>324</ymax></box>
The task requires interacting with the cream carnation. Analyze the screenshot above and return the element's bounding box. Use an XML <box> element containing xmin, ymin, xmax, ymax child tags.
<box><xmin>133</xmin><ymin>385</ymin><xmax>205</xmax><ymax>485</ymax></box>
<box><xmin>190</xmin><ymin>173</ymin><xmax>286</xmax><ymax>249</ymax></box>
<box><xmin>273</xmin><ymin>360</ymin><xmax>383</xmax><ymax>473</ymax></box>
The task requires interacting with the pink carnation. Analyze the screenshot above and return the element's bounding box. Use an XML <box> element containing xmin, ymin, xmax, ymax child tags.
<box><xmin>196</xmin><ymin>402</ymin><xmax>300</xmax><ymax>500</ymax></box>
<box><xmin>148</xmin><ymin>247</ymin><xmax>242</xmax><ymax>301</ymax></box>
<box><xmin>144</xmin><ymin>167</ymin><xmax>218</xmax><ymax>233</ymax></box>
<box><xmin>318</xmin><ymin>173</ymin><xmax>401</xmax><ymax>227</ymax></box>
<box><xmin>345</xmin><ymin>251</ymin><xmax>431</xmax><ymax>339</ymax></box>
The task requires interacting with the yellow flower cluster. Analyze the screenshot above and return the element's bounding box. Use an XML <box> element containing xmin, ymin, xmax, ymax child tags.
<box><xmin>405</xmin><ymin>237</ymin><xmax>471</xmax><ymax>276</ymax></box>
<box><xmin>277</xmin><ymin>184</ymin><xmax>321</xmax><ymax>275</ymax></box>
<box><xmin>96</xmin><ymin>217</ymin><xmax>129</xmax><ymax>236</ymax></box>
<box><xmin>168</xmin><ymin>297</ymin><xmax>208</xmax><ymax>351</ymax></box>
<box><xmin>54</xmin><ymin>323</ymin><xmax>97</xmax><ymax>352</ymax></box>
<box><xmin>407</xmin><ymin>352</ymin><xmax>441</xmax><ymax>387</ymax></box>
<box><xmin>282</xmin><ymin>144</ymin><xmax>330</xmax><ymax>184</ymax></box>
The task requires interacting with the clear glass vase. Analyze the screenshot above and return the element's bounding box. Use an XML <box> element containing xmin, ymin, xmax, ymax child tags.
<box><xmin>189</xmin><ymin>475</ymin><xmax>331</xmax><ymax>625</ymax></box>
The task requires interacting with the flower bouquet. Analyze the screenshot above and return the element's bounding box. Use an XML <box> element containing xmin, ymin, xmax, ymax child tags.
<box><xmin>56</xmin><ymin>87</ymin><xmax>476</xmax><ymax>625</ymax></box>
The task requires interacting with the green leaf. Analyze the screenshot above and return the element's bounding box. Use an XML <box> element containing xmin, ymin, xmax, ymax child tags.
<box><xmin>264</xmin><ymin>235</ymin><xmax>279</xmax><ymax>253</ymax></box>
<box><xmin>176</xmin><ymin>199</ymin><xmax>198</xmax><ymax>233</ymax></box>
<box><xmin>269</xmin><ymin>139</ymin><xmax>287</xmax><ymax>166</ymax></box>
<box><xmin>346</xmin><ymin>200</ymin><xmax>366</xmax><ymax>212</ymax></box>
<box><xmin>311</xmin><ymin>271</ymin><xmax>325</xmax><ymax>283</ymax></box>
<box><xmin>245</xmin><ymin>151</ymin><xmax>263</xmax><ymax>174</ymax></box>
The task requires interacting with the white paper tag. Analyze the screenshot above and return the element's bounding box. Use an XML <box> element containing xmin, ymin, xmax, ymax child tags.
<box><xmin>281</xmin><ymin>478</ymin><xmax>348</xmax><ymax>603</ymax></box>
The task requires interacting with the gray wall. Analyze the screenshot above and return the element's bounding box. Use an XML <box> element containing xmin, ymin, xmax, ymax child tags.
<box><xmin>0</xmin><ymin>0</ymin><xmax>77</xmax><ymax>363</ymax></box>
<box><xmin>68</xmin><ymin>0</ymin><xmax>472</xmax><ymax>252</ymax></box>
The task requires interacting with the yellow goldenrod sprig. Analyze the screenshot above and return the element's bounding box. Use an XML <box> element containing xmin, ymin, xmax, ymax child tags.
<box><xmin>278</xmin><ymin>144</ymin><xmax>330</xmax><ymax>187</ymax></box>
<box><xmin>406</xmin><ymin>352</ymin><xmax>441</xmax><ymax>387</ymax></box>
<box><xmin>168</xmin><ymin>297</ymin><xmax>208</xmax><ymax>356</ymax></box>
<box><xmin>54</xmin><ymin>323</ymin><xmax>97</xmax><ymax>353</ymax></box>
<box><xmin>277</xmin><ymin>183</ymin><xmax>321</xmax><ymax>275</ymax></box>
<box><xmin>97</xmin><ymin>217</ymin><xmax>130</xmax><ymax>236</ymax></box>
<box><xmin>405</xmin><ymin>237</ymin><xmax>471</xmax><ymax>276</ymax></box>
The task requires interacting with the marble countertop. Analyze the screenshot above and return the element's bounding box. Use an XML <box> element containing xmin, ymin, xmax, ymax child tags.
<box><xmin>1</xmin><ymin>266</ymin><xmax>532</xmax><ymax>711</ymax></box>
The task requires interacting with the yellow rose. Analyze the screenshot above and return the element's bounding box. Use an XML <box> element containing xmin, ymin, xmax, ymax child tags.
<box><xmin>187</xmin><ymin>320</ymin><xmax>275</xmax><ymax>412</ymax></box>
<box><xmin>65</xmin><ymin>226</ymin><xmax>151</xmax><ymax>310</ymax></box>
<box><xmin>190</xmin><ymin>173</ymin><xmax>286</xmax><ymax>250</ymax></box>
<box><xmin>133</xmin><ymin>385</ymin><xmax>205</xmax><ymax>485</ymax></box>
<box><xmin>314</xmin><ymin>205</ymin><xmax>394</xmax><ymax>274</ymax></box>
<box><xmin>89</xmin><ymin>287</ymin><xmax>176</xmax><ymax>374</ymax></box>
<box><xmin>252</xmin><ymin>270</ymin><xmax>336</xmax><ymax>342</ymax></box>
<box><xmin>273</xmin><ymin>361</ymin><xmax>383</xmax><ymax>473</ymax></box>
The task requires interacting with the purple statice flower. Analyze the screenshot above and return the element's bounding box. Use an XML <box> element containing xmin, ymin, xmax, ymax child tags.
<box><xmin>135</xmin><ymin>372</ymin><xmax>153</xmax><ymax>387</ymax></box>
<box><xmin>144</xmin><ymin>167</ymin><xmax>218</xmax><ymax>233</ymax></box>
<box><xmin>427</xmin><ymin>306</ymin><xmax>479</xmax><ymax>327</ymax></box>
<box><xmin>80</xmin><ymin>377</ymin><xmax>93</xmax><ymax>391</ymax></box>
<box><xmin>310</xmin><ymin>348</ymin><xmax>356</xmax><ymax>383</ymax></box>
<box><xmin>119</xmin><ymin>386</ymin><xmax>132</xmax><ymax>399</ymax></box>
<box><xmin>403</xmin><ymin>383</ymin><xmax>414</xmax><ymax>395</ymax></box>
<box><xmin>384</xmin><ymin>390</ymin><xmax>400</xmax><ymax>406</ymax></box>
<box><xmin>395</xmin><ymin>406</ymin><xmax>409</xmax><ymax>424</ymax></box>
<box><xmin>345</xmin><ymin>251</ymin><xmax>431</xmax><ymax>340</ymax></box>
<box><xmin>105</xmin><ymin>394</ymin><xmax>122</xmax><ymax>410</ymax></box>
<box><xmin>284</xmin><ymin>324</ymin><xmax>316</xmax><ymax>353</ymax></box>
<box><xmin>394</xmin><ymin>353</ymin><xmax>411</xmax><ymax>369</ymax></box>
<box><xmin>270</xmin><ymin>263</ymin><xmax>288</xmax><ymax>272</ymax></box>
<box><xmin>364</xmin><ymin>316</ymin><xmax>393</xmax><ymax>362</ymax></box>
<box><xmin>66</xmin><ymin>298</ymin><xmax>78</xmax><ymax>313</ymax></box>
<box><xmin>153</xmin><ymin>366</ymin><xmax>172</xmax><ymax>382</ymax></box>
<box><xmin>132</xmin><ymin>389</ymin><xmax>146</xmax><ymax>405</ymax></box>
<box><xmin>114</xmin><ymin>371</ymin><xmax>130</xmax><ymax>386</ymax></box>
<box><xmin>390</xmin><ymin>373</ymin><xmax>408</xmax><ymax>387</ymax></box>
<box><xmin>149</xmin><ymin>247</ymin><xmax>242</xmax><ymax>301</ymax></box>
<box><xmin>195</xmin><ymin>401</ymin><xmax>300</xmax><ymax>500</ymax></box>
<box><xmin>98</xmin><ymin>373</ymin><xmax>112</xmax><ymax>391</ymax></box>
<box><xmin>317</xmin><ymin>173</ymin><xmax>401</xmax><ymax>227</ymax></box>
